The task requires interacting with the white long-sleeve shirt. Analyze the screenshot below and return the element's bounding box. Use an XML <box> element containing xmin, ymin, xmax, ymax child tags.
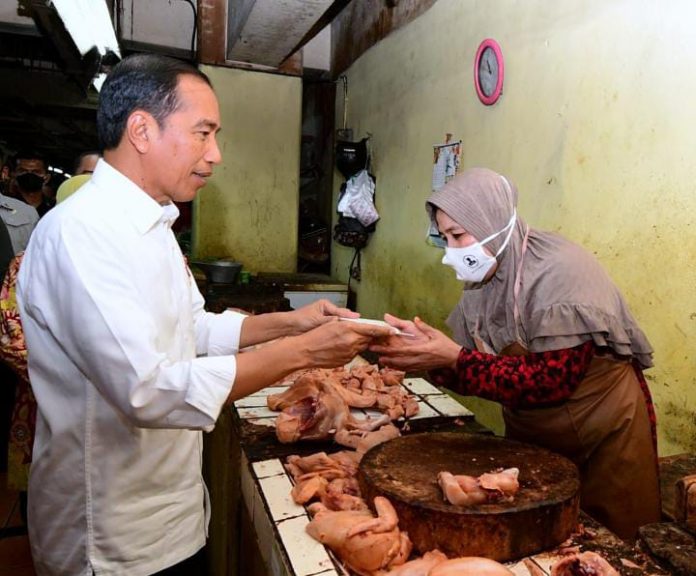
<box><xmin>17</xmin><ymin>159</ymin><xmax>246</xmax><ymax>576</ymax></box>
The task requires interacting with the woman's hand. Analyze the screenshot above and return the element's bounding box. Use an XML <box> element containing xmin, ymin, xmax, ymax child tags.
<box><xmin>370</xmin><ymin>315</ymin><xmax>461</xmax><ymax>372</ymax></box>
<box><xmin>288</xmin><ymin>299</ymin><xmax>360</xmax><ymax>334</ymax></box>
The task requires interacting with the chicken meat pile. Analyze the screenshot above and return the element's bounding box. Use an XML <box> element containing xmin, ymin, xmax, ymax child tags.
<box><xmin>267</xmin><ymin>365</ymin><xmax>418</xmax><ymax>445</ymax></box>
<box><xmin>286</xmin><ymin>450</ymin><xmax>367</xmax><ymax>512</ymax></box>
<box><xmin>286</xmin><ymin>450</ymin><xmax>521</xmax><ymax>576</ymax></box>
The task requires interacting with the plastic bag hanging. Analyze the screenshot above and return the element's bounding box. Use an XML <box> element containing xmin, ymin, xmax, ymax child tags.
<box><xmin>336</xmin><ymin>169</ymin><xmax>379</xmax><ymax>227</ymax></box>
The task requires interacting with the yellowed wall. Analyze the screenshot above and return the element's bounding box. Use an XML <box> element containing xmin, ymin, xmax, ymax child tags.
<box><xmin>333</xmin><ymin>0</ymin><xmax>696</xmax><ymax>454</ymax></box>
<box><xmin>193</xmin><ymin>65</ymin><xmax>301</xmax><ymax>272</ymax></box>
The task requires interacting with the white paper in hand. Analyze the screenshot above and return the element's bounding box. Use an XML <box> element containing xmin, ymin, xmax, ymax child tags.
<box><xmin>339</xmin><ymin>317</ymin><xmax>415</xmax><ymax>337</ymax></box>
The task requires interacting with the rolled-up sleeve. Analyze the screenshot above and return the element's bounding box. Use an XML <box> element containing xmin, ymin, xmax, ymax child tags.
<box><xmin>168</xmin><ymin>355</ymin><xmax>240</xmax><ymax>429</ymax></box>
<box><xmin>191</xmin><ymin>282</ymin><xmax>247</xmax><ymax>356</ymax></box>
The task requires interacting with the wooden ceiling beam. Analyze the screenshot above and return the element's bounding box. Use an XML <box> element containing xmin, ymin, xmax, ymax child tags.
<box><xmin>331</xmin><ymin>0</ymin><xmax>437</xmax><ymax>77</ymax></box>
<box><xmin>281</xmin><ymin>0</ymin><xmax>352</xmax><ymax>64</ymax></box>
<box><xmin>198</xmin><ymin>0</ymin><xmax>226</xmax><ymax>65</ymax></box>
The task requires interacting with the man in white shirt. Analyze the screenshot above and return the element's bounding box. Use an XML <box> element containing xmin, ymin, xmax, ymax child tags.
<box><xmin>17</xmin><ymin>54</ymin><xmax>390</xmax><ymax>576</ymax></box>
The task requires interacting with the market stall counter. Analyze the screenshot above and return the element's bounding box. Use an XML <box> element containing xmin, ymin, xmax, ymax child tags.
<box><xmin>203</xmin><ymin>371</ymin><xmax>672</xmax><ymax>576</ymax></box>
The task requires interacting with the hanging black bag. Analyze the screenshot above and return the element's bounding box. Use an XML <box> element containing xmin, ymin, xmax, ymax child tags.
<box><xmin>335</xmin><ymin>138</ymin><xmax>368</xmax><ymax>180</ymax></box>
<box><xmin>333</xmin><ymin>174</ymin><xmax>377</xmax><ymax>281</ymax></box>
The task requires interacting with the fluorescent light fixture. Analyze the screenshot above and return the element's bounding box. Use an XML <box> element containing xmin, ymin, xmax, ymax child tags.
<box><xmin>52</xmin><ymin>0</ymin><xmax>120</xmax><ymax>58</ymax></box>
<box><xmin>50</xmin><ymin>0</ymin><xmax>120</xmax><ymax>91</ymax></box>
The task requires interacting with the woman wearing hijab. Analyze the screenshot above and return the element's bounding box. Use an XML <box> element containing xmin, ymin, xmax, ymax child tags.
<box><xmin>371</xmin><ymin>167</ymin><xmax>660</xmax><ymax>541</ymax></box>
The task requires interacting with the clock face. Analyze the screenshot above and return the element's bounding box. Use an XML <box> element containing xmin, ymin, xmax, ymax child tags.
<box><xmin>478</xmin><ymin>47</ymin><xmax>499</xmax><ymax>97</ymax></box>
<box><xmin>474</xmin><ymin>39</ymin><xmax>504</xmax><ymax>105</ymax></box>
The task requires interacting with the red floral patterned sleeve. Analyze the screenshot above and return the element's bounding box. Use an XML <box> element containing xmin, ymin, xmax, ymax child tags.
<box><xmin>429</xmin><ymin>341</ymin><xmax>595</xmax><ymax>409</ymax></box>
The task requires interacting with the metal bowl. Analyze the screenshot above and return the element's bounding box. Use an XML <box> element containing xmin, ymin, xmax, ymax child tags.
<box><xmin>191</xmin><ymin>260</ymin><xmax>242</xmax><ymax>284</ymax></box>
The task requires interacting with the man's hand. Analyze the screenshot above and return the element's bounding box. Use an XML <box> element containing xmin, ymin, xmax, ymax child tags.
<box><xmin>288</xmin><ymin>298</ymin><xmax>360</xmax><ymax>334</ymax></box>
<box><xmin>295</xmin><ymin>319</ymin><xmax>394</xmax><ymax>368</ymax></box>
<box><xmin>369</xmin><ymin>316</ymin><xmax>461</xmax><ymax>372</ymax></box>
<box><xmin>230</xmin><ymin>319</ymin><xmax>394</xmax><ymax>402</ymax></box>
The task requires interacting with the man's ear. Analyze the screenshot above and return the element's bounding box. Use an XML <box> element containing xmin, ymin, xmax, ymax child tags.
<box><xmin>126</xmin><ymin>111</ymin><xmax>155</xmax><ymax>153</ymax></box>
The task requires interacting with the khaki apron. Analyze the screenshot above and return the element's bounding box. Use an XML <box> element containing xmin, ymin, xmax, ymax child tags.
<box><xmin>503</xmin><ymin>355</ymin><xmax>661</xmax><ymax>540</ymax></box>
<box><xmin>475</xmin><ymin>227</ymin><xmax>661</xmax><ymax>541</ymax></box>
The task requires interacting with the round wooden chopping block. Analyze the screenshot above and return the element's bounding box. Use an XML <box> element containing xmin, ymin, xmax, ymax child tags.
<box><xmin>358</xmin><ymin>431</ymin><xmax>580</xmax><ymax>562</ymax></box>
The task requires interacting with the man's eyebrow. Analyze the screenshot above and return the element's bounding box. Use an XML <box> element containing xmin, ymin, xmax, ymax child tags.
<box><xmin>194</xmin><ymin>119</ymin><xmax>221</xmax><ymax>132</ymax></box>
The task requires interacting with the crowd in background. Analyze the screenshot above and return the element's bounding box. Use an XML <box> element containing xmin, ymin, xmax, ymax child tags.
<box><xmin>0</xmin><ymin>149</ymin><xmax>98</xmax><ymax>526</ymax></box>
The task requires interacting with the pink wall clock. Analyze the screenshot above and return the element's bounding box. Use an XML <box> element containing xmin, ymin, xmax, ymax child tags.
<box><xmin>474</xmin><ymin>39</ymin><xmax>504</xmax><ymax>105</ymax></box>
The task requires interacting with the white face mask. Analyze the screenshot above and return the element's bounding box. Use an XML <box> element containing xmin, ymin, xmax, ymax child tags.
<box><xmin>441</xmin><ymin>210</ymin><xmax>517</xmax><ymax>283</ymax></box>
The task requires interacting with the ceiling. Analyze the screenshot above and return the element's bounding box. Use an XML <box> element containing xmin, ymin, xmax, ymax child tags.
<box><xmin>0</xmin><ymin>0</ymin><xmax>343</xmax><ymax>173</ymax></box>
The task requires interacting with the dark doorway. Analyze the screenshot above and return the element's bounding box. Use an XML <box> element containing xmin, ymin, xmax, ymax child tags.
<box><xmin>297</xmin><ymin>79</ymin><xmax>335</xmax><ymax>274</ymax></box>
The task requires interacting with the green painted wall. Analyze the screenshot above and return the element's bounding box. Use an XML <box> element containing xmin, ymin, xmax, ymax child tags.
<box><xmin>332</xmin><ymin>0</ymin><xmax>696</xmax><ymax>455</ymax></box>
<box><xmin>193</xmin><ymin>65</ymin><xmax>301</xmax><ymax>273</ymax></box>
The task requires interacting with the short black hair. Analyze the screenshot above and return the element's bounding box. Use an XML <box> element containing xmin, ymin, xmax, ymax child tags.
<box><xmin>12</xmin><ymin>150</ymin><xmax>47</xmax><ymax>171</ymax></box>
<box><xmin>96</xmin><ymin>54</ymin><xmax>212</xmax><ymax>151</ymax></box>
<box><xmin>73</xmin><ymin>150</ymin><xmax>101</xmax><ymax>174</ymax></box>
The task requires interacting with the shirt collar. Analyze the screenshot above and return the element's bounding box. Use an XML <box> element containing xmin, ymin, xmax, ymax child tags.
<box><xmin>91</xmin><ymin>159</ymin><xmax>179</xmax><ymax>234</ymax></box>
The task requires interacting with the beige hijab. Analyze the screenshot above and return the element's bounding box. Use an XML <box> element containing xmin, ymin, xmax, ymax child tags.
<box><xmin>427</xmin><ymin>168</ymin><xmax>653</xmax><ymax>368</ymax></box>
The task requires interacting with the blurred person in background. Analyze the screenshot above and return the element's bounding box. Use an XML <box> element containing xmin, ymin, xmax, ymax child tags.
<box><xmin>73</xmin><ymin>150</ymin><xmax>100</xmax><ymax>175</ymax></box>
<box><xmin>9</xmin><ymin>151</ymin><xmax>53</xmax><ymax>217</ymax></box>
<box><xmin>0</xmin><ymin>159</ymin><xmax>39</xmax><ymax>253</ymax></box>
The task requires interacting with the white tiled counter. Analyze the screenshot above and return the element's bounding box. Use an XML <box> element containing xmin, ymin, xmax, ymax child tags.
<box><xmin>234</xmin><ymin>377</ymin><xmax>474</xmax><ymax>427</ymax></box>
<box><xmin>238</xmin><ymin>453</ymin><xmax>671</xmax><ymax>576</ymax></box>
<box><xmin>205</xmin><ymin>377</ymin><xmax>672</xmax><ymax>576</ymax></box>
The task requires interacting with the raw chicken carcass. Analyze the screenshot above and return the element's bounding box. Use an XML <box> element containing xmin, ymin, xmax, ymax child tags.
<box><xmin>291</xmin><ymin>475</ymin><xmax>328</xmax><ymax>505</ymax></box>
<box><xmin>286</xmin><ymin>450</ymin><xmax>361</xmax><ymax>480</ymax></box>
<box><xmin>428</xmin><ymin>557</ymin><xmax>513</xmax><ymax>575</ymax></box>
<box><xmin>275</xmin><ymin>383</ymin><xmax>391</xmax><ymax>443</ymax></box>
<box><xmin>381</xmin><ymin>549</ymin><xmax>448</xmax><ymax>575</ymax></box>
<box><xmin>334</xmin><ymin>423</ymin><xmax>401</xmax><ymax>455</ymax></box>
<box><xmin>269</xmin><ymin>369</ymin><xmax>376</xmax><ymax>410</ymax></box>
<box><xmin>550</xmin><ymin>551</ymin><xmax>619</xmax><ymax>576</ymax></box>
<box><xmin>291</xmin><ymin>474</ymin><xmax>368</xmax><ymax>511</ymax></box>
<box><xmin>286</xmin><ymin>450</ymin><xmax>366</xmax><ymax>510</ymax></box>
<box><xmin>306</xmin><ymin>496</ymin><xmax>412</xmax><ymax>576</ymax></box>
<box><xmin>438</xmin><ymin>468</ymin><xmax>519</xmax><ymax>506</ymax></box>
<box><xmin>438</xmin><ymin>471</ymin><xmax>488</xmax><ymax>506</ymax></box>
<box><xmin>267</xmin><ymin>372</ymin><xmax>323</xmax><ymax>410</ymax></box>
<box><xmin>322</xmin><ymin>477</ymin><xmax>368</xmax><ymax>511</ymax></box>
<box><xmin>269</xmin><ymin>365</ymin><xmax>417</xmax><ymax>421</ymax></box>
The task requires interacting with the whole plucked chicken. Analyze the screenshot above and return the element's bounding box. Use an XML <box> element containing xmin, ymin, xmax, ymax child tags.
<box><xmin>306</xmin><ymin>496</ymin><xmax>412</xmax><ymax>576</ymax></box>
